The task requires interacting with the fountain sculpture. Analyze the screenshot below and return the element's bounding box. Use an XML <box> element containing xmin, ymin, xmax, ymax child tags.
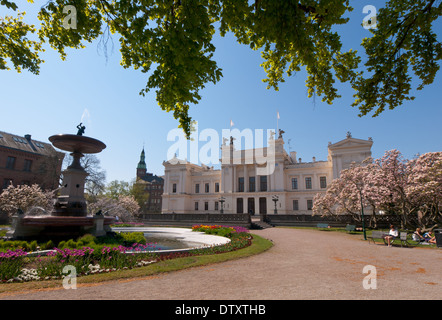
<box><xmin>7</xmin><ymin>125</ymin><xmax>115</xmax><ymax>240</ymax></box>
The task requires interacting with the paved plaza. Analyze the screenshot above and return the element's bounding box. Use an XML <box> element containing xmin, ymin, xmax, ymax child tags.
<box><xmin>1</xmin><ymin>228</ymin><xmax>441</xmax><ymax>300</ymax></box>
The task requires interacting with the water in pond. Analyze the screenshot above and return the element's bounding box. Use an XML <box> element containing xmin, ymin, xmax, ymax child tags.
<box><xmin>143</xmin><ymin>235</ymin><xmax>203</xmax><ymax>251</ymax></box>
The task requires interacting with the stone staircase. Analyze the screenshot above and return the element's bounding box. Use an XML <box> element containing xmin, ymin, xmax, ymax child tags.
<box><xmin>251</xmin><ymin>219</ymin><xmax>274</xmax><ymax>229</ymax></box>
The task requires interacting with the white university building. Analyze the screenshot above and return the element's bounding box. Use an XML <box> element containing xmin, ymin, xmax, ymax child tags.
<box><xmin>161</xmin><ymin>132</ymin><xmax>373</xmax><ymax>215</ymax></box>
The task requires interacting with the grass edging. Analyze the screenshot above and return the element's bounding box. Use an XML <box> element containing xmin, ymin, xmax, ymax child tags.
<box><xmin>0</xmin><ymin>233</ymin><xmax>273</xmax><ymax>296</ymax></box>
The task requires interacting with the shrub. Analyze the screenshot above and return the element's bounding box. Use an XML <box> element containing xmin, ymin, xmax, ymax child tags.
<box><xmin>29</xmin><ymin>241</ymin><xmax>38</xmax><ymax>251</ymax></box>
<box><xmin>77</xmin><ymin>234</ymin><xmax>95</xmax><ymax>246</ymax></box>
<box><xmin>120</xmin><ymin>232</ymin><xmax>147</xmax><ymax>245</ymax></box>
<box><xmin>43</xmin><ymin>240</ymin><xmax>55</xmax><ymax>250</ymax></box>
<box><xmin>191</xmin><ymin>225</ymin><xmax>249</xmax><ymax>238</ymax></box>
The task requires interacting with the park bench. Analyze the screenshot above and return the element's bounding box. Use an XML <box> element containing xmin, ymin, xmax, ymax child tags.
<box><xmin>317</xmin><ymin>223</ymin><xmax>329</xmax><ymax>229</ymax></box>
<box><xmin>396</xmin><ymin>232</ymin><xmax>409</xmax><ymax>247</ymax></box>
<box><xmin>345</xmin><ymin>224</ymin><xmax>356</xmax><ymax>233</ymax></box>
<box><xmin>368</xmin><ymin>231</ymin><xmax>387</xmax><ymax>244</ymax></box>
<box><xmin>368</xmin><ymin>231</ymin><xmax>409</xmax><ymax>247</ymax></box>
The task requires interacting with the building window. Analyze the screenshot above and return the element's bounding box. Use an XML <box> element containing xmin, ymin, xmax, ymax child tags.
<box><xmin>307</xmin><ymin>199</ymin><xmax>313</xmax><ymax>210</ymax></box>
<box><xmin>238</xmin><ymin>177</ymin><xmax>244</xmax><ymax>192</ymax></box>
<box><xmin>293</xmin><ymin>200</ymin><xmax>299</xmax><ymax>211</ymax></box>
<box><xmin>260</xmin><ymin>176</ymin><xmax>267</xmax><ymax>192</ymax></box>
<box><xmin>204</xmin><ymin>202</ymin><xmax>209</xmax><ymax>211</ymax></box>
<box><xmin>172</xmin><ymin>183</ymin><xmax>177</xmax><ymax>193</ymax></box>
<box><xmin>249</xmin><ymin>177</ymin><xmax>255</xmax><ymax>192</ymax></box>
<box><xmin>291</xmin><ymin>178</ymin><xmax>298</xmax><ymax>190</ymax></box>
<box><xmin>6</xmin><ymin>156</ymin><xmax>16</xmax><ymax>169</ymax></box>
<box><xmin>205</xmin><ymin>183</ymin><xmax>209</xmax><ymax>193</ymax></box>
<box><xmin>215</xmin><ymin>201</ymin><xmax>219</xmax><ymax>211</ymax></box>
<box><xmin>320</xmin><ymin>176</ymin><xmax>327</xmax><ymax>189</ymax></box>
<box><xmin>195</xmin><ymin>184</ymin><xmax>200</xmax><ymax>194</ymax></box>
<box><xmin>194</xmin><ymin>202</ymin><xmax>199</xmax><ymax>211</ymax></box>
<box><xmin>215</xmin><ymin>182</ymin><xmax>219</xmax><ymax>193</ymax></box>
<box><xmin>305</xmin><ymin>177</ymin><xmax>312</xmax><ymax>189</ymax></box>
<box><xmin>23</xmin><ymin>159</ymin><xmax>32</xmax><ymax>172</ymax></box>
<box><xmin>237</xmin><ymin>198</ymin><xmax>244</xmax><ymax>214</ymax></box>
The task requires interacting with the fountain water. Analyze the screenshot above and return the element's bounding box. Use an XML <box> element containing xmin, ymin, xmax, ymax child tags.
<box><xmin>7</xmin><ymin>125</ymin><xmax>115</xmax><ymax>240</ymax></box>
<box><xmin>25</xmin><ymin>206</ymin><xmax>49</xmax><ymax>217</ymax></box>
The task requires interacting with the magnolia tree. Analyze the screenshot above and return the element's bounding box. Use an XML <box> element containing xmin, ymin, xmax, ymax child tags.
<box><xmin>0</xmin><ymin>184</ymin><xmax>54</xmax><ymax>217</ymax></box>
<box><xmin>87</xmin><ymin>195</ymin><xmax>140</xmax><ymax>222</ymax></box>
<box><xmin>406</xmin><ymin>152</ymin><xmax>442</xmax><ymax>229</ymax></box>
<box><xmin>313</xmin><ymin>150</ymin><xmax>442</xmax><ymax>229</ymax></box>
<box><xmin>313</xmin><ymin>163</ymin><xmax>377</xmax><ymax>225</ymax></box>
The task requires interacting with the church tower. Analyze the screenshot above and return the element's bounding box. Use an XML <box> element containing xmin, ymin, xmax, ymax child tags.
<box><xmin>136</xmin><ymin>148</ymin><xmax>147</xmax><ymax>179</ymax></box>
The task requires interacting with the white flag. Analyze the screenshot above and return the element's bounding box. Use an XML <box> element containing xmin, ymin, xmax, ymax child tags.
<box><xmin>230</xmin><ymin>119</ymin><xmax>234</xmax><ymax>127</ymax></box>
<box><xmin>277</xmin><ymin>111</ymin><xmax>280</xmax><ymax>119</ymax></box>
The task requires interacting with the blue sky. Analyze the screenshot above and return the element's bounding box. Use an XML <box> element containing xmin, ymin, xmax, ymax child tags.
<box><xmin>1</xmin><ymin>1</ymin><xmax>441</xmax><ymax>184</ymax></box>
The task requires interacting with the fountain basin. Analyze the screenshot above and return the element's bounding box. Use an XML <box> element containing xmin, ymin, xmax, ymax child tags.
<box><xmin>112</xmin><ymin>227</ymin><xmax>231</xmax><ymax>253</ymax></box>
<box><xmin>20</xmin><ymin>216</ymin><xmax>114</xmax><ymax>227</ymax></box>
<box><xmin>7</xmin><ymin>214</ymin><xmax>115</xmax><ymax>240</ymax></box>
<box><xmin>49</xmin><ymin>134</ymin><xmax>106</xmax><ymax>154</ymax></box>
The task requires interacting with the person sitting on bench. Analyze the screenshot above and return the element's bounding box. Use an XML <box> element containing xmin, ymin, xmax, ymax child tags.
<box><xmin>384</xmin><ymin>225</ymin><xmax>399</xmax><ymax>247</ymax></box>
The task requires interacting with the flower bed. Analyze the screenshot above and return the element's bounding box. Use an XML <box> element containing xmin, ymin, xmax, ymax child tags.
<box><xmin>0</xmin><ymin>226</ymin><xmax>252</xmax><ymax>283</ymax></box>
<box><xmin>191</xmin><ymin>224</ymin><xmax>249</xmax><ymax>237</ymax></box>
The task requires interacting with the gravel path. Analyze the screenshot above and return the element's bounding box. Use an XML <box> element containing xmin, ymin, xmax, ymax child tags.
<box><xmin>1</xmin><ymin>228</ymin><xmax>441</xmax><ymax>300</ymax></box>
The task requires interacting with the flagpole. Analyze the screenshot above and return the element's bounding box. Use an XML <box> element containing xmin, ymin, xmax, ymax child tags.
<box><xmin>277</xmin><ymin>111</ymin><xmax>279</xmax><ymax>135</ymax></box>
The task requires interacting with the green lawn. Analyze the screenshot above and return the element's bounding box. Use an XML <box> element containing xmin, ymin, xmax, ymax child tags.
<box><xmin>279</xmin><ymin>225</ymin><xmax>439</xmax><ymax>248</ymax></box>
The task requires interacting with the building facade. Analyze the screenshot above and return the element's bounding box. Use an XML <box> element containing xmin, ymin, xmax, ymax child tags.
<box><xmin>161</xmin><ymin>132</ymin><xmax>373</xmax><ymax>215</ymax></box>
<box><xmin>135</xmin><ymin>148</ymin><xmax>164</xmax><ymax>213</ymax></box>
<box><xmin>0</xmin><ymin>131</ymin><xmax>65</xmax><ymax>191</ymax></box>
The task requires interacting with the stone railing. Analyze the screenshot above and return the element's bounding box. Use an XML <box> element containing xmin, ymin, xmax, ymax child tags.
<box><xmin>139</xmin><ymin>213</ymin><xmax>408</xmax><ymax>229</ymax></box>
<box><xmin>141</xmin><ymin>213</ymin><xmax>252</xmax><ymax>227</ymax></box>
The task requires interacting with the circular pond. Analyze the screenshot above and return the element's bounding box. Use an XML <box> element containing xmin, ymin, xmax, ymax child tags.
<box><xmin>112</xmin><ymin>227</ymin><xmax>231</xmax><ymax>253</ymax></box>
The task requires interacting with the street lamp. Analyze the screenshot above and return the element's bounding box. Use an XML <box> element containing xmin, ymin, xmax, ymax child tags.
<box><xmin>272</xmin><ymin>195</ymin><xmax>279</xmax><ymax>214</ymax></box>
<box><xmin>219</xmin><ymin>196</ymin><xmax>225</xmax><ymax>214</ymax></box>
<box><xmin>356</xmin><ymin>182</ymin><xmax>367</xmax><ymax>240</ymax></box>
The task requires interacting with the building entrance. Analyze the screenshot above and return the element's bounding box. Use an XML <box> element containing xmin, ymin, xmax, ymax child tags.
<box><xmin>247</xmin><ymin>198</ymin><xmax>255</xmax><ymax>215</ymax></box>
<box><xmin>259</xmin><ymin>197</ymin><xmax>267</xmax><ymax>214</ymax></box>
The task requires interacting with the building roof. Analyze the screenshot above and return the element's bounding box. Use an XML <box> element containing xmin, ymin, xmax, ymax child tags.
<box><xmin>0</xmin><ymin>131</ymin><xmax>58</xmax><ymax>156</ymax></box>
<box><xmin>327</xmin><ymin>136</ymin><xmax>373</xmax><ymax>155</ymax></box>
<box><xmin>138</xmin><ymin>172</ymin><xmax>164</xmax><ymax>184</ymax></box>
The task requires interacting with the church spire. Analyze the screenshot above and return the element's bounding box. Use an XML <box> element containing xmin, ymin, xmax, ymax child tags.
<box><xmin>137</xmin><ymin>148</ymin><xmax>147</xmax><ymax>178</ymax></box>
<box><xmin>137</xmin><ymin>148</ymin><xmax>147</xmax><ymax>170</ymax></box>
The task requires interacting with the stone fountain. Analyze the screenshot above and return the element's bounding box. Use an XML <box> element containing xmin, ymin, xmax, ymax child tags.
<box><xmin>7</xmin><ymin>124</ymin><xmax>115</xmax><ymax>240</ymax></box>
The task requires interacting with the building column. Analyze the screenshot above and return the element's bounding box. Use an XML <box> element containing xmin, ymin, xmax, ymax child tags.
<box><xmin>233</xmin><ymin>165</ymin><xmax>237</xmax><ymax>193</ymax></box>
<box><xmin>180</xmin><ymin>169</ymin><xmax>185</xmax><ymax>193</ymax></box>
<box><xmin>244</xmin><ymin>164</ymin><xmax>248</xmax><ymax>192</ymax></box>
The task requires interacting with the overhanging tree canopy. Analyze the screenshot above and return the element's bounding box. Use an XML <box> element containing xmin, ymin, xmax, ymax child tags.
<box><xmin>1</xmin><ymin>0</ymin><xmax>441</xmax><ymax>136</ymax></box>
